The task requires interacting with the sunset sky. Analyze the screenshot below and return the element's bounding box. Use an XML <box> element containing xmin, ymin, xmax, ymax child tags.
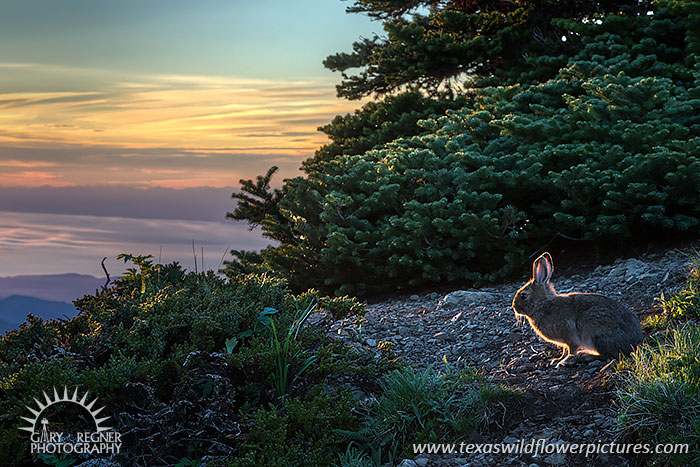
<box><xmin>0</xmin><ymin>0</ymin><xmax>377</xmax><ymax>279</ymax></box>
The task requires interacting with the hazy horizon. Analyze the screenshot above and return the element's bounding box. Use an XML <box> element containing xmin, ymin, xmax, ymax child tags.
<box><xmin>0</xmin><ymin>185</ymin><xmax>272</xmax><ymax>279</ymax></box>
<box><xmin>0</xmin><ymin>209</ymin><xmax>271</xmax><ymax>278</ymax></box>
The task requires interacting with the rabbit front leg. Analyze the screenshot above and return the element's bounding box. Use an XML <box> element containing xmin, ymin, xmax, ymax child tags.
<box><xmin>551</xmin><ymin>345</ymin><xmax>574</xmax><ymax>366</ymax></box>
<box><xmin>556</xmin><ymin>353</ymin><xmax>578</xmax><ymax>367</ymax></box>
<box><xmin>555</xmin><ymin>343</ymin><xmax>596</xmax><ymax>367</ymax></box>
<box><xmin>553</xmin><ymin>340</ymin><xmax>586</xmax><ymax>366</ymax></box>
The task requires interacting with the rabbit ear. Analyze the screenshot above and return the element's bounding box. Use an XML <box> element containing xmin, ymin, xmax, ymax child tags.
<box><xmin>542</xmin><ymin>252</ymin><xmax>554</xmax><ymax>279</ymax></box>
<box><xmin>533</xmin><ymin>253</ymin><xmax>553</xmax><ymax>284</ymax></box>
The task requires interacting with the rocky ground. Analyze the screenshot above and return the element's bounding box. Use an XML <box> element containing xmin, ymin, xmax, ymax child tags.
<box><xmin>312</xmin><ymin>245</ymin><xmax>697</xmax><ymax>467</ymax></box>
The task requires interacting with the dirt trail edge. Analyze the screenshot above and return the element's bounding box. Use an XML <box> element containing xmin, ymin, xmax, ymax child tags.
<box><xmin>313</xmin><ymin>247</ymin><xmax>694</xmax><ymax>467</ymax></box>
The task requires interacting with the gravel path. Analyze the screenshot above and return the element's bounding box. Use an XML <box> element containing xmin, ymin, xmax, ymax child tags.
<box><xmin>313</xmin><ymin>247</ymin><xmax>695</xmax><ymax>467</ymax></box>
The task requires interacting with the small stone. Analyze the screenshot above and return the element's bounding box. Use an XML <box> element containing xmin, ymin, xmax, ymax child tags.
<box><xmin>545</xmin><ymin>452</ymin><xmax>566</xmax><ymax>465</ymax></box>
<box><xmin>601</xmin><ymin>416</ymin><xmax>616</xmax><ymax>427</ymax></box>
<box><xmin>623</xmin><ymin>258</ymin><xmax>648</xmax><ymax>279</ymax></box>
<box><xmin>410</xmin><ymin>294</ymin><xmax>420</xmax><ymax>300</ymax></box>
<box><xmin>606</xmin><ymin>267</ymin><xmax>625</xmax><ymax>280</ymax></box>
<box><xmin>414</xmin><ymin>457</ymin><xmax>429</xmax><ymax>467</ymax></box>
<box><xmin>397</xmin><ymin>460</ymin><xmax>417</xmax><ymax>467</ymax></box>
<box><xmin>583</xmin><ymin>429</ymin><xmax>595</xmax><ymax>437</ymax></box>
<box><xmin>366</xmin><ymin>338</ymin><xmax>377</xmax><ymax>347</ymax></box>
<box><xmin>434</xmin><ymin>331</ymin><xmax>455</xmax><ymax>342</ymax></box>
<box><xmin>502</xmin><ymin>436</ymin><xmax>519</xmax><ymax>444</ymax></box>
<box><xmin>436</xmin><ymin>290</ymin><xmax>497</xmax><ymax>312</ymax></box>
<box><xmin>507</xmin><ymin>358</ymin><xmax>524</xmax><ymax>371</ymax></box>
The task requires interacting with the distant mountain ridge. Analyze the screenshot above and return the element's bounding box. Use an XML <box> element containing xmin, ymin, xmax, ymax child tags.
<box><xmin>0</xmin><ymin>273</ymin><xmax>103</xmax><ymax>303</ymax></box>
<box><xmin>0</xmin><ymin>295</ymin><xmax>78</xmax><ymax>335</ymax></box>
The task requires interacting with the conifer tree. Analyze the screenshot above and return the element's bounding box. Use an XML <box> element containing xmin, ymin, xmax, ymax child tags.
<box><xmin>227</xmin><ymin>1</ymin><xmax>700</xmax><ymax>295</ymax></box>
<box><xmin>325</xmin><ymin>0</ymin><xmax>652</xmax><ymax>99</ymax></box>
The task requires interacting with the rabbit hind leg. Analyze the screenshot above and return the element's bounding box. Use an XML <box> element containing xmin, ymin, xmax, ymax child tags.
<box><xmin>575</xmin><ymin>348</ymin><xmax>601</xmax><ymax>363</ymax></box>
<box><xmin>574</xmin><ymin>338</ymin><xmax>602</xmax><ymax>363</ymax></box>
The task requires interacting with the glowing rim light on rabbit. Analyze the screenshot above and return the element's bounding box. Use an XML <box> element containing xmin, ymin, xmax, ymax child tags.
<box><xmin>512</xmin><ymin>252</ymin><xmax>643</xmax><ymax>366</ymax></box>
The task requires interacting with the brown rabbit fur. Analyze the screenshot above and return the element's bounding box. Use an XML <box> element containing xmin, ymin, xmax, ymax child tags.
<box><xmin>512</xmin><ymin>252</ymin><xmax>643</xmax><ymax>366</ymax></box>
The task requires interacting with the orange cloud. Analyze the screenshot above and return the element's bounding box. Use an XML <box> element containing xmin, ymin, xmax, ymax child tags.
<box><xmin>0</xmin><ymin>160</ymin><xmax>58</xmax><ymax>168</ymax></box>
<box><xmin>0</xmin><ymin>68</ymin><xmax>361</xmax><ymax>152</ymax></box>
<box><xmin>0</xmin><ymin>170</ymin><xmax>71</xmax><ymax>187</ymax></box>
<box><xmin>0</xmin><ymin>64</ymin><xmax>365</xmax><ymax>188</ymax></box>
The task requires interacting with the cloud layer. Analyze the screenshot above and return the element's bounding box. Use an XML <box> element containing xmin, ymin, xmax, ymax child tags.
<box><xmin>0</xmin><ymin>210</ymin><xmax>271</xmax><ymax>277</ymax></box>
<box><xmin>0</xmin><ymin>63</ymin><xmax>362</xmax><ymax>187</ymax></box>
<box><xmin>0</xmin><ymin>185</ymin><xmax>239</xmax><ymax>221</ymax></box>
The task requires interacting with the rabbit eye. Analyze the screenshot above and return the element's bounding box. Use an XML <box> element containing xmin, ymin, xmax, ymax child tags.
<box><xmin>521</xmin><ymin>292</ymin><xmax>529</xmax><ymax>299</ymax></box>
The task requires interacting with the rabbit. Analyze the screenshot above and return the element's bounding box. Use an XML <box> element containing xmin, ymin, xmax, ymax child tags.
<box><xmin>512</xmin><ymin>252</ymin><xmax>643</xmax><ymax>366</ymax></box>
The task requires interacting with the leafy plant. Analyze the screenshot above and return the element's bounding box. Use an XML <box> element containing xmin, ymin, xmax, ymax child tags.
<box><xmin>230</xmin><ymin>389</ymin><xmax>360</xmax><ymax>467</ymax></box>
<box><xmin>225</xmin><ymin>307</ymin><xmax>279</xmax><ymax>354</ymax></box>
<box><xmin>0</xmin><ymin>262</ymin><xmax>296</xmax><ymax>465</ymax></box>
<box><xmin>269</xmin><ymin>299</ymin><xmax>318</xmax><ymax>396</ymax></box>
<box><xmin>38</xmin><ymin>454</ymin><xmax>76</xmax><ymax>467</ymax></box>
<box><xmin>339</xmin><ymin>444</ymin><xmax>374</xmax><ymax>467</ymax></box>
<box><xmin>118</xmin><ymin>253</ymin><xmax>157</xmax><ymax>294</ymax></box>
<box><xmin>296</xmin><ymin>289</ymin><xmax>366</xmax><ymax>320</ymax></box>
<box><xmin>174</xmin><ymin>458</ymin><xmax>202</xmax><ymax>467</ymax></box>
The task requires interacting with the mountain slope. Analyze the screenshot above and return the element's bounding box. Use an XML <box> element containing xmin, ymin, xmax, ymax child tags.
<box><xmin>0</xmin><ymin>295</ymin><xmax>78</xmax><ymax>334</ymax></box>
<box><xmin>0</xmin><ymin>273</ymin><xmax>102</xmax><ymax>302</ymax></box>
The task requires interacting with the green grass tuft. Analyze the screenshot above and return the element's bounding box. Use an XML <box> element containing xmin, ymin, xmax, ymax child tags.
<box><xmin>649</xmin><ymin>252</ymin><xmax>700</xmax><ymax>329</ymax></box>
<box><xmin>339</xmin><ymin>361</ymin><xmax>520</xmax><ymax>465</ymax></box>
<box><xmin>616</xmin><ymin>325</ymin><xmax>700</xmax><ymax>465</ymax></box>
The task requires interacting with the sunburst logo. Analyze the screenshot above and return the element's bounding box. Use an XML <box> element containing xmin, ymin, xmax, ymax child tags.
<box><xmin>20</xmin><ymin>386</ymin><xmax>111</xmax><ymax>435</ymax></box>
<box><xmin>19</xmin><ymin>386</ymin><xmax>121</xmax><ymax>456</ymax></box>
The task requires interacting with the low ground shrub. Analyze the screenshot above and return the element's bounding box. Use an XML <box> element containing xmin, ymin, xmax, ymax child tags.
<box><xmin>0</xmin><ymin>257</ymin><xmax>513</xmax><ymax>466</ymax></box>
